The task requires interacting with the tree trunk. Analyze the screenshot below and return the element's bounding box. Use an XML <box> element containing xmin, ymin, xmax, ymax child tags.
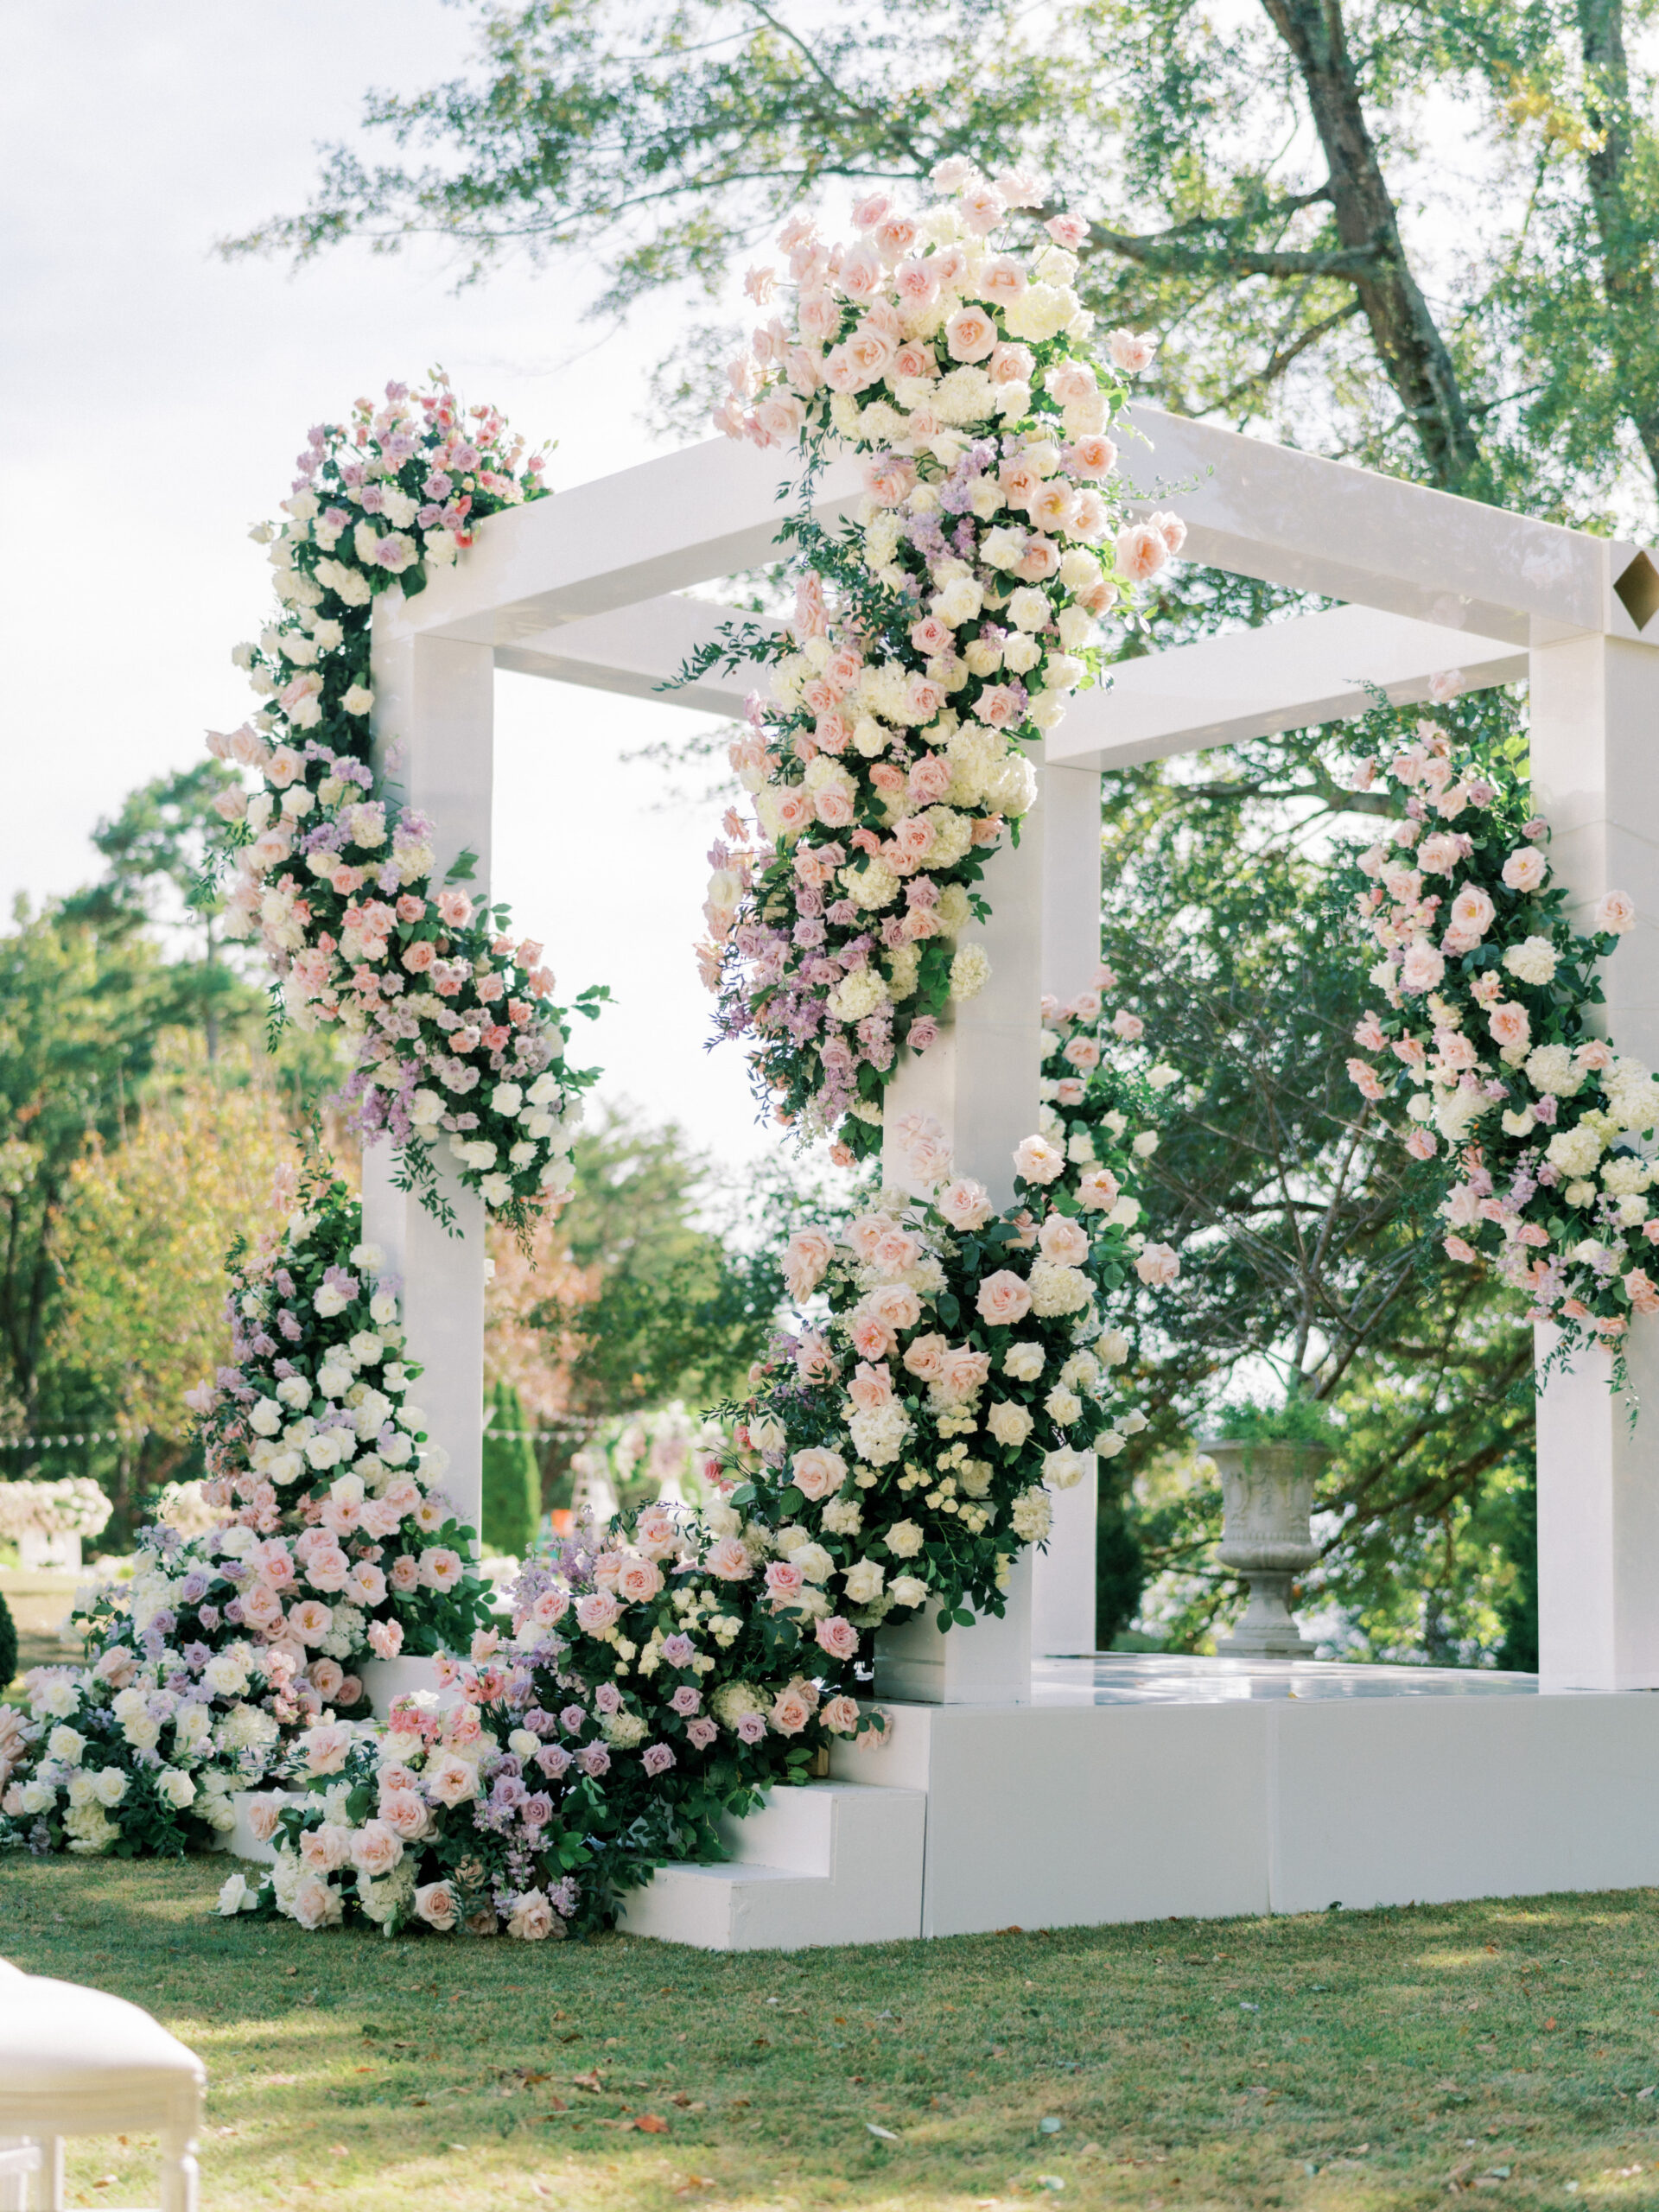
<box><xmin>1257</xmin><ymin>0</ymin><xmax>1483</xmax><ymax>490</ymax></box>
<box><xmin>1576</xmin><ymin>0</ymin><xmax>1659</xmax><ymax>501</ymax></box>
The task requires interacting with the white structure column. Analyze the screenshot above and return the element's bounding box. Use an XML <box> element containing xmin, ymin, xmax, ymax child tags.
<box><xmin>1530</xmin><ymin>631</ymin><xmax>1659</xmax><ymax>1688</ymax></box>
<box><xmin>874</xmin><ymin>767</ymin><xmax>1051</xmax><ymax>1702</ymax></box>
<box><xmin>1030</xmin><ymin>757</ymin><xmax>1103</xmax><ymax>1656</ymax></box>
<box><xmin>363</xmin><ymin>613</ymin><xmax>495</xmax><ymax>1536</ymax></box>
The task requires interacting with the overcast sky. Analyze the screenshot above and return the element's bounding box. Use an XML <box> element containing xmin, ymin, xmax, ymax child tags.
<box><xmin>2</xmin><ymin>2</ymin><xmax>779</xmax><ymax>1165</ymax></box>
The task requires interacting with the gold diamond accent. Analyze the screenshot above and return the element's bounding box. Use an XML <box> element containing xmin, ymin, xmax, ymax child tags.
<box><xmin>1614</xmin><ymin>550</ymin><xmax>1659</xmax><ymax>631</ymax></box>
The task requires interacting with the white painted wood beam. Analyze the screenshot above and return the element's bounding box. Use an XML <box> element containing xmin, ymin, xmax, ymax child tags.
<box><xmin>1046</xmin><ymin>605</ymin><xmax>1528</xmax><ymax>771</ymax></box>
<box><xmin>383</xmin><ymin>439</ymin><xmax>862</xmax><ymax>652</ymax></box>
<box><xmin>496</xmin><ymin>595</ymin><xmax>771</xmax><ymax>717</ymax></box>
<box><xmin>1120</xmin><ymin>404</ymin><xmax>1649</xmax><ymax>646</ymax></box>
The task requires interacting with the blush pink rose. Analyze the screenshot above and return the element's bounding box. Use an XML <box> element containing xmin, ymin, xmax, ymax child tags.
<box><xmin>765</xmin><ymin>1560</ymin><xmax>807</xmax><ymax>1607</ymax></box>
<box><xmin>822</xmin><ymin>1694</ymin><xmax>862</xmax><ymax>1735</ymax></box>
<box><xmin>1076</xmin><ymin>1167</ymin><xmax>1122</xmax><ymax>1211</ymax></box>
<box><xmin>934</xmin><ymin>1177</ymin><xmax>994</xmax><ymax>1231</ymax></box>
<box><xmin>816</xmin><ymin>1616</ymin><xmax>860</xmax><ymax>1661</ymax></box>
<box><xmin>349</xmin><ymin>1819</ymin><xmax>404</xmax><ymax>1877</ymax></box>
<box><xmin>706</xmin><ymin>1536</ymin><xmax>755</xmax><ymax>1581</ymax></box>
<box><xmin>299</xmin><ymin>1822</ymin><xmax>352</xmax><ymax>1872</ymax></box>
<box><xmin>1597</xmin><ymin>889</ymin><xmax>1637</xmax><ymax>932</ymax></box>
<box><xmin>1488</xmin><ymin>1003</ymin><xmax>1531</xmax><ymax>1051</ymax></box>
<box><xmin>575</xmin><ymin>1591</ymin><xmax>621</xmax><ymax>1635</ymax></box>
<box><xmin>784</xmin><ymin>1226</ymin><xmax>835</xmax><ymax>1300</ymax></box>
<box><xmin>976</xmin><ymin>1270</ymin><xmax>1033</xmax><ymax>1326</ymax></box>
<box><xmin>425</xmin><ymin>1754</ymin><xmax>479</xmax><ymax>1808</ymax></box>
<box><xmin>246</xmin><ymin>1794</ymin><xmax>285</xmax><ymax>1845</ymax></box>
<box><xmin>790</xmin><ymin>1446</ymin><xmax>847</xmax><ymax>1502</ymax></box>
<box><xmin>1134</xmin><ymin>1243</ymin><xmax>1181</xmax><ymax>1287</ymax></box>
<box><xmin>1014</xmin><ymin>1135</ymin><xmax>1067</xmax><ymax>1184</ymax></box>
<box><xmin>1116</xmin><ymin>523</ymin><xmax>1169</xmax><ymax>582</ymax></box>
<box><xmin>1071</xmin><ymin>435</ymin><xmax>1117</xmax><ymax>477</ymax></box>
<box><xmin>848</xmin><ymin>1362</ymin><xmax>894</xmax><ymax>1412</ymax></box>
<box><xmin>938</xmin><ymin>1344</ymin><xmax>991</xmax><ymax>1399</ymax></box>
<box><xmin>1038</xmin><ymin>1213</ymin><xmax>1090</xmax><ymax>1266</ymax></box>
<box><xmin>377</xmin><ymin>1788</ymin><xmax>430</xmax><ymax>1842</ymax></box>
<box><xmin>901</xmin><ymin>1332</ymin><xmax>949</xmax><ymax>1382</ymax></box>
<box><xmin>1502</xmin><ymin>845</ymin><xmax>1548</xmax><ymax>893</ymax></box>
<box><xmin>415</xmin><ymin>1879</ymin><xmax>459</xmax><ymax>1930</ymax></box>
<box><xmin>944</xmin><ymin>305</ymin><xmax>998</xmax><ymax>362</ymax></box>
<box><xmin>1400</xmin><ymin>940</ymin><xmax>1446</xmax><ymax>994</ymax></box>
<box><xmin>615</xmin><ymin>1556</ymin><xmax>664</xmax><ymax>1605</ymax></box>
<box><xmin>289</xmin><ymin>1874</ymin><xmax>342</xmax><ymax>1931</ymax></box>
<box><xmin>770</xmin><ymin>1685</ymin><xmax>814</xmax><ymax>1735</ymax></box>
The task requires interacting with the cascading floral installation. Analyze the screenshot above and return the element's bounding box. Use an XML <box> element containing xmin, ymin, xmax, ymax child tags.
<box><xmin>698</xmin><ymin>160</ymin><xmax>1184</xmax><ymax>1158</ymax></box>
<box><xmin>0</xmin><ymin>1164</ymin><xmax>493</xmax><ymax>1858</ymax></box>
<box><xmin>1344</xmin><ymin>713</ymin><xmax>1654</xmax><ymax>1359</ymax></box>
<box><xmin>212</xmin><ymin>381</ymin><xmax>601</xmax><ymax>1230</ymax></box>
<box><xmin>219</xmin><ymin>986</ymin><xmax>1178</xmax><ymax>1940</ymax></box>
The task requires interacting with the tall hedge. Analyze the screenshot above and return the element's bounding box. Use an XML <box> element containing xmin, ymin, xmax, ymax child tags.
<box><xmin>481</xmin><ymin>1379</ymin><xmax>541</xmax><ymax>1558</ymax></box>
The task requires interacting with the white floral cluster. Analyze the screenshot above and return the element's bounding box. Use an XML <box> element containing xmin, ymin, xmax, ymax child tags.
<box><xmin>0</xmin><ymin>1477</ymin><xmax>114</xmax><ymax>1543</ymax></box>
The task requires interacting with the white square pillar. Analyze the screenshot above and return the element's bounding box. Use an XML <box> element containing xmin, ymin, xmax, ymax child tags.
<box><xmin>1530</xmin><ymin>630</ymin><xmax>1659</xmax><ymax>1688</ymax></box>
<box><xmin>1031</xmin><ymin>757</ymin><xmax>1103</xmax><ymax>1656</ymax></box>
<box><xmin>874</xmin><ymin>763</ymin><xmax>1055</xmax><ymax>1702</ymax></box>
<box><xmin>362</xmin><ymin>612</ymin><xmax>497</xmax><ymax>1535</ymax></box>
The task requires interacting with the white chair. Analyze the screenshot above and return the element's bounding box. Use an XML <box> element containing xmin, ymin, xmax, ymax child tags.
<box><xmin>0</xmin><ymin>1961</ymin><xmax>205</xmax><ymax>2212</ymax></box>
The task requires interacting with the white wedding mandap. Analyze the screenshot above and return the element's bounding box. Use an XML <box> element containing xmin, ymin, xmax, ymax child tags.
<box><xmin>336</xmin><ymin>407</ymin><xmax>1659</xmax><ymax>1948</ymax></box>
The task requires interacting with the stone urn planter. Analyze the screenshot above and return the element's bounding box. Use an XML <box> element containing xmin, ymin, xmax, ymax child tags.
<box><xmin>1199</xmin><ymin>1437</ymin><xmax>1332</xmax><ymax>1658</ymax></box>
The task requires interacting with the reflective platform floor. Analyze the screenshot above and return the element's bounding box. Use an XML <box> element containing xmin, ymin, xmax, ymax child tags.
<box><xmin>1033</xmin><ymin>1651</ymin><xmax>1539</xmax><ymax>1704</ymax></box>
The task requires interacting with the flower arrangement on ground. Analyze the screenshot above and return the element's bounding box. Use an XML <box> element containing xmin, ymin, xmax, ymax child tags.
<box><xmin>1343</xmin><ymin>715</ymin><xmax>1651</xmax><ymax>1362</ymax></box>
<box><xmin>698</xmin><ymin>162</ymin><xmax>1183</xmax><ymax>1158</ymax></box>
<box><xmin>0</xmin><ymin>1161</ymin><xmax>493</xmax><ymax>1859</ymax></box>
<box><xmin>207</xmin><ymin>378</ymin><xmax>601</xmax><ymax>1234</ymax></box>
<box><xmin>226</xmin><ymin>1507</ymin><xmax>861</xmax><ymax>1936</ymax></box>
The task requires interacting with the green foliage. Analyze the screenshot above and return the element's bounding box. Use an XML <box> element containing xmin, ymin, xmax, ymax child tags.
<box><xmin>1094</xmin><ymin>1490</ymin><xmax>1146</xmax><ymax>1648</ymax></box>
<box><xmin>1205</xmin><ymin>1392</ymin><xmax>1342</xmax><ymax>1446</ymax></box>
<box><xmin>1096</xmin><ymin>687</ymin><xmax>1537</xmax><ymax>1662</ymax></box>
<box><xmin>227</xmin><ymin>0</ymin><xmax>1659</xmax><ymax>522</ymax></box>
<box><xmin>0</xmin><ymin>1591</ymin><xmax>16</xmax><ymax>1691</ymax></box>
<box><xmin>481</xmin><ymin>1378</ymin><xmax>541</xmax><ymax>1556</ymax></box>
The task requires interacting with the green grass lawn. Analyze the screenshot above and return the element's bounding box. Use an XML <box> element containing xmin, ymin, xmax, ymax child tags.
<box><xmin>9</xmin><ymin>1858</ymin><xmax>1659</xmax><ymax>2209</ymax></box>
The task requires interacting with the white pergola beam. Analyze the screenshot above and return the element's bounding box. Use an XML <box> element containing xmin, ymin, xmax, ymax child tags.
<box><xmin>387</xmin><ymin>440</ymin><xmax>862</xmax><ymax>652</ymax></box>
<box><xmin>1119</xmin><ymin>405</ymin><xmax>1649</xmax><ymax>647</ymax></box>
<box><xmin>1046</xmin><ymin>605</ymin><xmax>1528</xmax><ymax>771</ymax></box>
<box><xmin>497</xmin><ymin>596</ymin><xmax>772</xmax><ymax>716</ymax></box>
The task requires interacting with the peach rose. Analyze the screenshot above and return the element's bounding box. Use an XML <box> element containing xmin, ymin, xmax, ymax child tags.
<box><xmin>938</xmin><ymin>1344</ymin><xmax>991</xmax><ymax>1399</ymax></box>
<box><xmin>425</xmin><ymin>1754</ymin><xmax>480</xmax><ymax>1808</ymax></box>
<box><xmin>289</xmin><ymin>1874</ymin><xmax>342</xmax><ymax>1931</ymax></box>
<box><xmin>1038</xmin><ymin>1213</ymin><xmax>1090</xmax><ymax>1266</ymax></box>
<box><xmin>1076</xmin><ymin>1167</ymin><xmax>1122</xmax><ymax>1211</ymax></box>
<box><xmin>1014</xmin><ymin>1135</ymin><xmax>1067</xmax><ymax>1184</ymax></box>
<box><xmin>575</xmin><ymin>1590</ymin><xmax>621</xmax><ymax>1635</ymax></box>
<box><xmin>1071</xmin><ymin>435</ymin><xmax>1117</xmax><ymax>478</ymax></box>
<box><xmin>935</xmin><ymin>1176</ymin><xmax>994</xmax><ymax>1230</ymax></box>
<box><xmin>989</xmin><ymin>340</ymin><xmax>1035</xmax><ymax>385</ymax></box>
<box><xmin>1626</xmin><ymin>1268</ymin><xmax>1659</xmax><ymax>1315</ymax></box>
<box><xmin>349</xmin><ymin>1819</ymin><xmax>404</xmax><ymax>1877</ymax></box>
<box><xmin>867</xmin><ymin>1282</ymin><xmax>923</xmax><ymax>1332</ymax></box>
<box><xmin>901</xmin><ymin>1332</ymin><xmax>949</xmax><ymax>1382</ymax></box>
<box><xmin>944</xmin><ymin>304</ymin><xmax>998</xmax><ymax>362</ymax></box>
<box><xmin>246</xmin><ymin>1794</ymin><xmax>285</xmax><ymax>1844</ymax></box>
<box><xmin>415</xmin><ymin>1879</ymin><xmax>459</xmax><ymax>1930</ymax></box>
<box><xmin>1449</xmin><ymin>884</ymin><xmax>1495</xmax><ymax>938</ymax></box>
<box><xmin>770</xmin><ymin>1685</ymin><xmax>813</xmax><ymax>1735</ymax></box>
<box><xmin>848</xmin><ymin>1362</ymin><xmax>894</xmax><ymax>1412</ymax></box>
<box><xmin>1062</xmin><ymin>1035</ymin><xmax>1101</xmax><ymax>1072</ymax></box>
<box><xmin>377</xmin><ymin>1787</ymin><xmax>430</xmax><ymax>1842</ymax></box>
<box><xmin>850</xmin><ymin>1314</ymin><xmax>895</xmax><ymax>1361</ymax></box>
<box><xmin>615</xmin><ymin>1556</ymin><xmax>664</xmax><ymax>1605</ymax></box>
<box><xmin>790</xmin><ymin>1446</ymin><xmax>848</xmax><ymax>1502</ymax></box>
<box><xmin>308</xmin><ymin>1657</ymin><xmax>345</xmax><ymax>1704</ymax></box>
<box><xmin>816</xmin><ymin>1616</ymin><xmax>860</xmax><ymax>1661</ymax></box>
<box><xmin>706</xmin><ymin>1535</ymin><xmax>755</xmax><ymax>1580</ymax></box>
<box><xmin>1349</xmin><ymin>1058</ymin><xmax>1388</xmax><ymax>1102</ymax></box>
<box><xmin>765</xmin><ymin>1560</ymin><xmax>807</xmax><ymax>1607</ymax></box>
<box><xmin>1400</xmin><ymin>940</ymin><xmax>1446</xmax><ymax>993</ymax></box>
<box><xmin>976</xmin><ymin>1270</ymin><xmax>1033</xmax><ymax>1326</ymax></box>
<box><xmin>367</xmin><ymin>1619</ymin><xmax>404</xmax><ymax>1661</ymax></box>
<box><xmin>784</xmin><ymin>1227</ymin><xmax>835</xmax><ymax>1300</ymax></box>
<box><xmin>822</xmin><ymin>1694</ymin><xmax>862</xmax><ymax>1735</ymax></box>
<box><xmin>297</xmin><ymin>1721</ymin><xmax>352</xmax><ymax>1775</ymax></box>
<box><xmin>1502</xmin><ymin>845</ymin><xmax>1548</xmax><ymax>893</ymax></box>
<box><xmin>1116</xmin><ymin>523</ymin><xmax>1169</xmax><ymax>582</ymax></box>
<box><xmin>1488</xmin><ymin>1002</ymin><xmax>1531</xmax><ymax>1052</ymax></box>
<box><xmin>862</xmin><ymin>452</ymin><xmax>918</xmax><ymax>506</ymax></box>
<box><xmin>507</xmin><ymin>1889</ymin><xmax>556</xmax><ymax>1941</ymax></box>
<box><xmin>299</xmin><ymin>1822</ymin><xmax>352</xmax><ymax>1873</ymax></box>
<box><xmin>1134</xmin><ymin>1243</ymin><xmax>1181</xmax><ymax>1287</ymax></box>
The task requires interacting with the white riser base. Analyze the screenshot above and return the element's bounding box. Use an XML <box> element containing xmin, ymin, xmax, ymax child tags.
<box><xmin>620</xmin><ymin>1781</ymin><xmax>925</xmax><ymax>1951</ymax></box>
<box><xmin>360</xmin><ymin>1655</ymin><xmax>462</xmax><ymax>1719</ymax></box>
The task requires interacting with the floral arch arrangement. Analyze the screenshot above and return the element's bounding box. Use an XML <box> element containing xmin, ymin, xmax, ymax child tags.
<box><xmin>2</xmin><ymin>161</ymin><xmax>1192</xmax><ymax>1935</ymax></box>
<box><xmin>1344</xmin><ymin>714</ymin><xmax>1653</xmax><ymax>1367</ymax></box>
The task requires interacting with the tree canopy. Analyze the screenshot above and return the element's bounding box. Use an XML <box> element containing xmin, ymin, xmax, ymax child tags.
<box><xmin>226</xmin><ymin>0</ymin><xmax>1659</xmax><ymax>523</ymax></box>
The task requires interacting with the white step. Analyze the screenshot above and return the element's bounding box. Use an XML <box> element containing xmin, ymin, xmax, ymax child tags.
<box><xmin>360</xmin><ymin>1655</ymin><xmax>462</xmax><ymax>1719</ymax></box>
<box><xmin>619</xmin><ymin>1779</ymin><xmax>925</xmax><ymax>1951</ymax></box>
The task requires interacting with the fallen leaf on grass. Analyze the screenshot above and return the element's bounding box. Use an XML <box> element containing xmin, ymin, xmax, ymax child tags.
<box><xmin>573</xmin><ymin>2070</ymin><xmax>603</xmax><ymax>2094</ymax></box>
<box><xmin>669</xmin><ymin>2093</ymin><xmax>693</xmax><ymax>2108</ymax></box>
<box><xmin>328</xmin><ymin>2145</ymin><xmax>348</xmax><ymax>2158</ymax></box>
<box><xmin>672</xmin><ymin>2178</ymin><xmax>715</xmax><ymax>2196</ymax></box>
<box><xmin>632</xmin><ymin>2113</ymin><xmax>671</xmax><ymax>2134</ymax></box>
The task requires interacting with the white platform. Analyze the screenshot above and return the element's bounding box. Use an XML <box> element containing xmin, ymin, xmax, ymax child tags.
<box><xmin>618</xmin><ymin>1780</ymin><xmax>926</xmax><ymax>1950</ymax></box>
<box><xmin>622</xmin><ymin>1655</ymin><xmax>1659</xmax><ymax>1948</ymax></box>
